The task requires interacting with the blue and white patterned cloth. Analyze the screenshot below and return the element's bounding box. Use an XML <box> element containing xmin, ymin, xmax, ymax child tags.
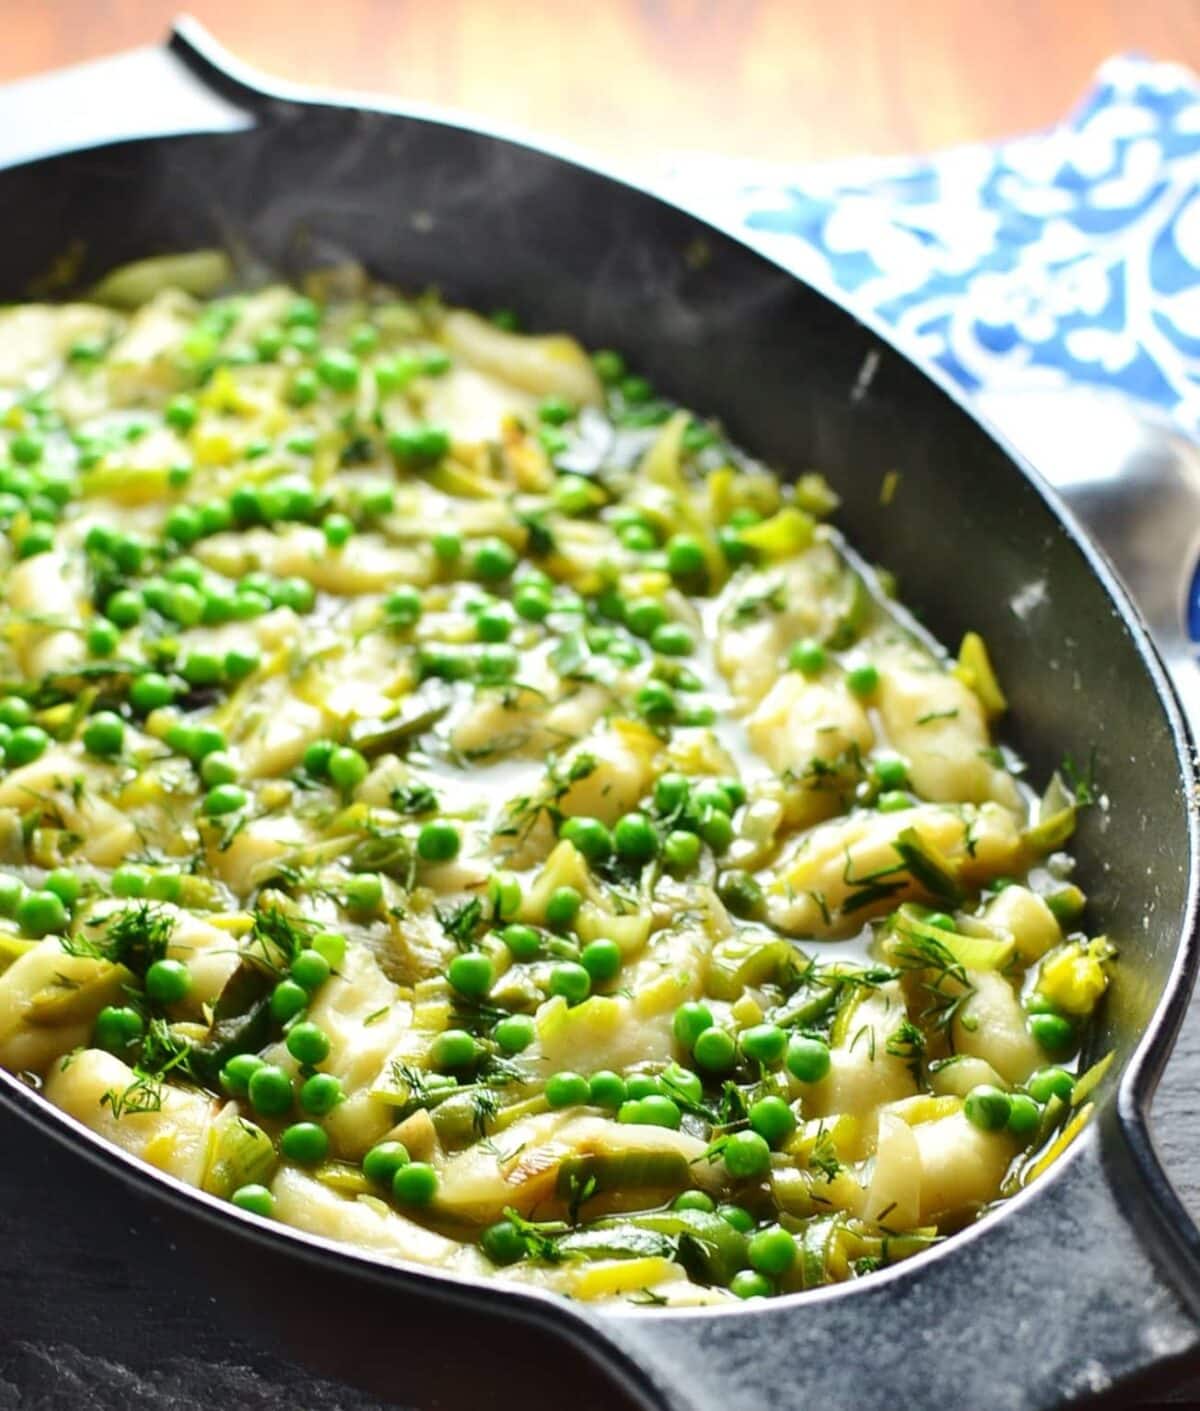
<box><xmin>664</xmin><ymin>56</ymin><xmax>1200</xmax><ymax>439</ymax></box>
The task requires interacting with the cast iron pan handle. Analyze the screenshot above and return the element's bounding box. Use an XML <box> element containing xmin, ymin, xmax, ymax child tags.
<box><xmin>0</xmin><ymin>21</ymin><xmax>260</xmax><ymax>172</ymax></box>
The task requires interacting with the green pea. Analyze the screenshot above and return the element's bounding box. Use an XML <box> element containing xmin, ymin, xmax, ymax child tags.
<box><xmin>17</xmin><ymin>526</ymin><xmax>54</xmax><ymax>559</ymax></box>
<box><xmin>672</xmin><ymin>1002</ymin><xmax>713</xmax><ymax>1048</ymax></box>
<box><xmin>693</xmin><ymin>1027</ymin><xmax>736</xmax><ymax>1074</ymax></box>
<box><xmin>785</xmin><ymin>1035</ymin><xmax>831</xmax><ymax>1083</ymax></box>
<box><xmin>392</xmin><ymin>1161</ymin><xmax>438</xmax><ymax>1205</ymax></box>
<box><xmin>559</xmin><ymin>815</ymin><xmax>613</xmax><ymax>862</ymax></box>
<box><xmin>592</xmin><ymin>349</ymin><xmax>625</xmax><ymax>384</ymax></box>
<box><xmin>545</xmin><ymin>1071</ymin><xmax>590</xmax><ymax>1108</ymax></box>
<box><xmin>748</xmin><ymin>1095</ymin><xmax>797</xmax><ymax>1147</ymax></box>
<box><xmin>739</xmin><ymin>1024</ymin><xmax>787</xmax><ymax>1067</ymax></box>
<box><xmin>431</xmin><ymin>1029</ymin><xmax>477</xmax><ymax>1070</ymax></box>
<box><xmin>723</xmin><ymin>1130</ymin><xmax>772</xmax><ymax>1180</ymax></box>
<box><xmin>665</xmin><ymin>534</ymin><xmax>705</xmax><ymax>579</ymax></box>
<box><xmin>697</xmin><ymin>808</ymin><xmax>734</xmax><ymax>853</ymax></box>
<box><xmin>184</xmin><ymin>724</ymin><xmax>226</xmax><ymax>760</ymax></box>
<box><xmin>620</xmin><ymin>523</ymin><xmax>657</xmax><ymax>552</ymax></box>
<box><xmin>548</xmin><ymin>961</ymin><xmax>591</xmax><ymax>1006</ymax></box>
<box><xmin>545</xmin><ymin>885</ymin><xmax>583</xmax><ymax>930</ymax></box>
<box><xmin>111</xmin><ymin>866</ymin><xmax>149</xmax><ymax>899</ymax></box>
<box><xmin>417</xmin><ymin>821</ymin><xmax>461</xmax><ymax>862</ymax></box>
<box><xmin>363</xmin><ymin>1141</ymin><xmax>410</xmax><ymax>1186</ymax></box>
<box><xmin>284</xmin><ymin>297</ymin><xmax>321</xmax><ymax>328</ymax></box>
<box><xmin>788</xmin><ymin>638</ymin><xmax>826</xmax><ymax>676</ymax></box>
<box><xmin>748</xmin><ymin>1225</ymin><xmax>796</xmax><ymax>1277</ymax></box>
<box><xmin>224</xmin><ymin>648</ymin><xmax>261</xmax><ymax>682</ymax></box>
<box><xmin>650</xmin><ymin>622</ymin><xmax>694</xmax><ymax>656</ymax></box>
<box><xmin>16</xmin><ymin>888</ymin><xmax>66</xmax><ymax>937</ymax></box>
<box><xmin>1027</xmin><ymin>1066</ymin><xmax>1075</xmax><ymax>1105</ymax></box>
<box><xmin>717</xmin><ymin>871</ymin><xmax>763</xmax><ymax>919</ymax></box>
<box><xmin>663</xmin><ymin>829</ymin><xmax>701</xmax><ymax>871</ymax></box>
<box><xmin>1006</xmin><ymin>1093</ymin><xmax>1042</xmax><ymax>1137</ymax></box>
<box><xmin>105</xmin><ymin>590</ymin><xmax>144</xmax><ymax>629</ymax></box>
<box><xmin>480</xmin><ymin>1219</ymin><xmax>526</xmax><ymax>1266</ymax></box>
<box><xmin>145</xmin><ymin>958</ymin><xmax>191</xmax><ymax>1005</ymax></box>
<box><xmin>387</xmin><ymin>425</ymin><xmax>451</xmax><ymax>467</ymax></box>
<box><xmin>285</xmin><ymin>1021</ymin><xmax>331</xmax><ymax>1066</ymax></box>
<box><xmin>926</xmin><ymin>912</ymin><xmax>957</xmax><ymax>931</ymax></box>
<box><xmin>247</xmin><ymin>1064</ymin><xmax>294</xmax><ymax>1116</ymax></box>
<box><xmin>11</xmin><ymin>431</ymin><xmax>44</xmax><ymax>465</ymax></box>
<box><xmin>203</xmin><ymin>783</ymin><xmax>248</xmax><ymax>816</ymax></box>
<box><xmin>299</xmin><ymin>1072</ymin><xmax>344</xmax><ymax>1115</ymax></box>
<box><xmin>493</xmin><ymin>1013</ymin><xmax>536</xmax><ymax>1054</ymax></box>
<box><xmin>145</xmin><ymin>871</ymin><xmax>183</xmax><ymax>903</ymax></box>
<box><xmin>718</xmin><ymin>1204</ymin><xmax>756</xmax><ymax>1233</ymax></box>
<box><xmin>501</xmin><ymin>923</ymin><xmax>542</xmax><ymax>961</ymax></box>
<box><xmin>448</xmin><ymin>951</ymin><xmax>493</xmax><ymax>998</ymax></box>
<box><xmin>0</xmin><ymin>697</ymin><xmax>31</xmax><ymax>728</ymax></box>
<box><xmin>303</xmin><ymin>739</ymin><xmax>335</xmax><ymax>778</ymax></box>
<box><xmin>580</xmin><ymin>938</ymin><xmax>622</xmax><ymax>983</ymax></box>
<box><xmin>231</xmin><ymin>1184</ymin><xmax>275</xmax><ymax>1218</ymax></box>
<box><xmin>273</xmin><ymin>576</ymin><xmax>316</xmax><ymax>614</ymax></box>
<box><xmin>165</xmin><ymin>583</ymin><xmax>205</xmax><ymax>627</ymax></box>
<box><xmin>8</xmin><ymin>724</ymin><xmax>49</xmax><ymax>767</ymax></box>
<box><xmin>432</xmin><ymin>530</ymin><xmax>462</xmax><ymax>563</ymax></box>
<box><xmin>287</xmin><ymin>368</ymin><xmax>319</xmax><ymax>406</ymax></box>
<box><xmin>1028</xmin><ymin>1012</ymin><xmax>1076</xmax><ymax>1056</ymax></box>
<box><xmin>625</xmin><ymin>597</ymin><xmax>667</xmax><ymax>639</ymax></box>
<box><xmin>291</xmin><ymin>948</ymin><xmax>332</xmax><ymax>992</ymax></box>
<box><xmin>328</xmin><ymin>746</ymin><xmax>369</xmax><ymax>794</ymax></box>
<box><xmin>964</xmin><ymin>1084</ymin><xmax>1013</xmax><ymax>1132</ymax></box>
<box><xmin>587</xmin><ymin>1071</ymin><xmax>627</xmax><ymax>1108</ymax></box>
<box><xmin>553</xmin><ymin>475</ymin><xmax>595</xmax><ymax>516</ymax></box>
<box><xmin>672</xmin><ymin>1190</ymin><xmax>716</xmax><ymax>1214</ymax></box>
<box><xmin>82</xmin><ymin>711</ymin><xmax>124</xmax><ymax>757</ymax></box>
<box><xmin>418</xmin><ymin>647</ymin><xmax>472</xmax><ymax>682</ymax></box>
<box><xmin>323</xmin><ymin>512</ymin><xmax>354</xmax><ymax>548</ymax></box>
<box><xmin>316</xmin><ymin>348</ymin><xmax>360</xmax><ymax>392</ymax></box>
<box><xmin>94</xmin><ymin>1005</ymin><xmax>145</xmax><ymax>1053</ymax></box>
<box><xmin>639</xmin><ymin>1094</ymin><xmax>682</xmax><ymax>1129</ymax></box>
<box><xmin>514</xmin><ymin>584</ymin><xmax>551</xmax><ymax>621</ymax></box>
<box><xmin>846</xmin><ymin>662</ymin><xmax>880</xmax><ymax>698</ymax></box>
<box><xmin>473</xmin><ymin>536</ymin><xmax>518</xmax><ymax>581</ymax></box>
<box><xmin>613</xmin><ymin>811</ymin><xmax>659</xmax><ymax>864</ymax></box>
<box><xmin>219</xmin><ymin>1053</ymin><xmax>264</xmax><ymax>1096</ymax></box>
<box><xmin>280</xmin><ymin>1121</ymin><xmax>329</xmax><ymax>1164</ymax></box>
<box><xmin>620</xmin><ymin>374</ymin><xmax>652</xmax><ymax>404</ymax></box>
<box><xmin>476</xmin><ymin>607</ymin><xmax>513</xmax><ymax>643</ymax></box>
<box><xmin>872</xmin><ymin>751</ymin><xmax>909</xmax><ymax>790</ymax></box>
<box><xmin>270</xmin><ymin>979</ymin><xmax>309</xmax><ymax>1023</ymax></box>
<box><xmin>112</xmin><ymin>534</ymin><xmax>146</xmax><ymax>574</ymax></box>
<box><xmin>180</xmin><ymin>650</ymin><xmax>222</xmax><ymax>687</ymax></box>
<box><xmin>44</xmin><ymin>869</ymin><xmax>80</xmax><ymax>907</ymax></box>
<box><xmin>255</xmin><ymin>326</ymin><xmax>285</xmax><ymax>361</ymax></box>
<box><xmin>617</xmin><ymin>1099</ymin><xmax>648</xmax><ymax>1125</ymax></box>
<box><xmin>878</xmin><ymin>790</ymin><xmax>915</xmax><ymax>812</ymax></box>
<box><xmin>635</xmin><ymin>680</ymin><xmax>677</xmax><ymax>722</ymax></box>
<box><xmin>86</xmin><ymin>620</ymin><xmax>121</xmax><ymax>657</ymax></box>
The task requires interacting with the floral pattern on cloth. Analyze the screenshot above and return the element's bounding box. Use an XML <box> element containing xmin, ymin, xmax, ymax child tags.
<box><xmin>662</xmin><ymin>56</ymin><xmax>1200</xmax><ymax>436</ymax></box>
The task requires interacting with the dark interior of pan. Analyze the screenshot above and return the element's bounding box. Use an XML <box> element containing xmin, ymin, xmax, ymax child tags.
<box><xmin>0</xmin><ymin>47</ymin><xmax>1197</xmax><ymax>1411</ymax></box>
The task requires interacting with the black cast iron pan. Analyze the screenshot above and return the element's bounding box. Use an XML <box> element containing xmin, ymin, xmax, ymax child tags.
<box><xmin>0</xmin><ymin>21</ymin><xmax>1198</xmax><ymax>1410</ymax></box>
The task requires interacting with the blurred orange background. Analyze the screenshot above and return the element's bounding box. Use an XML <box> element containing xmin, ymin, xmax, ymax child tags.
<box><xmin>4</xmin><ymin>1</ymin><xmax>1200</xmax><ymax>167</ymax></box>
